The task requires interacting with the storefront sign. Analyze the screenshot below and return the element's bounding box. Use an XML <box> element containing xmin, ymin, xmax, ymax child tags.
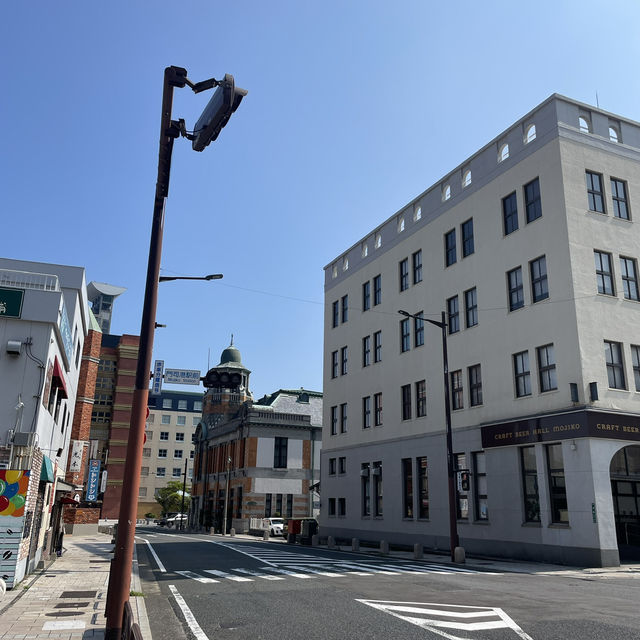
<box><xmin>0</xmin><ymin>287</ymin><xmax>24</xmax><ymax>318</ymax></box>
<box><xmin>86</xmin><ymin>459</ymin><xmax>101</xmax><ymax>502</ymax></box>
<box><xmin>68</xmin><ymin>440</ymin><xmax>84</xmax><ymax>473</ymax></box>
<box><xmin>481</xmin><ymin>410</ymin><xmax>640</xmax><ymax>449</ymax></box>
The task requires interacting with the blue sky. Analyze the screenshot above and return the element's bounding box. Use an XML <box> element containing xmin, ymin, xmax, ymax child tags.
<box><xmin>3</xmin><ymin>1</ymin><xmax>640</xmax><ymax>399</ymax></box>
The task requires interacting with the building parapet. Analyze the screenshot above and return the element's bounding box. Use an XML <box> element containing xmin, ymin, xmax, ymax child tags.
<box><xmin>0</xmin><ymin>268</ymin><xmax>60</xmax><ymax>292</ymax></box>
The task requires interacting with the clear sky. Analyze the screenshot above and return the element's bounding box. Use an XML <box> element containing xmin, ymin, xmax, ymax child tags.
<box><xmin>3</xmin><ymin>1</ymin><xmax>640</xmax><ymax>399</ymax></box>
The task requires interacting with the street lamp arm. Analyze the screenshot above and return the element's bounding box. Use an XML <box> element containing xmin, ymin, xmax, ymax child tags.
<box><xmin>159</xmin><ymin>274</ymin><xmax>223</xmax><ymax>282</ymax></box>
<box><xmin>398</xmin><ymin>309</ymin><xmax>446</xmax><ymax>330</ymax></box>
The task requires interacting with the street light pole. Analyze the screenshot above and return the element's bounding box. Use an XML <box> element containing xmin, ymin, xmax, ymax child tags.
<box><xmin>105</xmin><ymin>66</ymin><xmax>246</xmax><ymax>639</ymax></box>
<box><xmin>179</xmin><ymin>455</ymin><xmax>188</xmax><ymax>531</ymax></box>
<box><xmin>222</xmin><ymin>452</ymin><xmax>231</xmax><ymax>535</ymax></box>
<box><xmin>399</xmin><ymin>310</ymin><xmax>461</xmax><ymax>562</ymax></box>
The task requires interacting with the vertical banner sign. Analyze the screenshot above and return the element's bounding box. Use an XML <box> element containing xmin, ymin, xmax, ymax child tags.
<box><xmin>100</xmin><ymin>470</ymin><xmax>108</xmax><ymax>493</ymax></box>
<box><xmin>152</xmin><ymin>360</ymin><xmax>164</xmax><ymax>395</ymax></box>
<box><xmin>68</xmin><ymin>440</ymin><xmax>84</xmax><ymax>473</ymax></box>
<box><xmin>0</xmin><ymin>470</ymin><xmax>30</xmax><ymax>588</ymax></box>
<box><xmin>86</xmin><ymin>460</ymin><xmax>101</xmax><ymax>502</ymax></box>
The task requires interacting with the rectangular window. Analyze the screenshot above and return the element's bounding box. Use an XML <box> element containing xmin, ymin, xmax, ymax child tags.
<box><xmin>455</xmin><ymin>453</ymin><xmax>468</xmax><ymax>519</ymax></box>
<box><xmin>330</xmin><ymin>406</ymin><xmax>338</xmax><ymax>435</ymax></box>
<box><xmin>172</xmin><ymin>468</ymin><xmax>182</xmax><ymax>478</ymax></box>
<box><xmin>451</xmin><ymin>370</ymin><xmax>463</xmax><ymax>410</ymax></box>
<box><xmin>362</xmin><ymin>336</ymin><xmax>371</xmax><ymax>367</ymax></box>
<box><xmin>513</xmin><ymin>351</ymin><xmax>531</xmax><ymax>397</ymax></box>
<box><xmin>586</xmin><ymin>171</ymin><xmax>605</xmax><ymax>213</ymax></box>
<box><xmin>140</xmin><ymin>466</ymin><xmax>149</xmax><ymax>476</ymax></box>
<box><xmin>194</xmin><ymin>401</ymin><xmax>202</xmax><ymax>411</ymax></box>
<box><xmin>605</xmin><ymin>340</ymin><xmax>626</xmax><ymax>389</ymax></box>
<box><xmin>620</xmin><ymin>257</ymin><xmax>640</xmax><ymax>301</ymax></box>
<box><xmin>341</xmin><ymin>295</ymin><xmax>348</xmax><ymax>323</ymax></box>
<box><xmin>399</xmin><ymin>258</ymin><xmax>409</xmax><ymax>291</ymax></box>
<box><xmin>332</xmin><ymin>301</ymin><xmax>339</xmax><ymax>328</ymax></box>
<box><xmin>174</xmin><ymin>450</ymin><xmax>183</xmax><ymax>459</ymax></box>
<box><xmin>286</xmin><ymin>494</ymin><xmax>292</xmax><ymax>519</ymax></box>
<box><xmin>595</xmin><ymin>250</ymin><xmax>615</xmax><ymax>295</ymax></box>
<box><xmin>362</xmin><ymin>396</ymin><xmax>371</xmax><ymax>429</ymax></box>
<box><xmin>417</xmin><ymin>457</ymin><xmax>429</xmax><ymax>518</ymax></box>
<box><xmin>373</xmin><ymin>275</ymin><xmax>382</xmax><ymax>305</ymax></box>
<box><xmin>464</xmin><ymin>287</ymin><xmax>478</xmax><ymax>327</ymax></box>
<box><xmin>414</xmin><ymin>312</ymin><xmax>424</xmax><ymax>347</ymax></box>
<box><xmin>524</xmin><ymin>178</ymin><xmax>542</xmax><ymax>223</ymax></box>
<box><xmin>178</xmin><ymin>400</ymin><xmax>187</xmax><ymax>410</ymax></box>
<box><xmin>341</xmin><ymin>346</ymin><xmax>348</xmax><ymax>376</ymax></box>
<box><xmin>502</xmin><ymin>191</ymin><xmax>518</xmax><ymax>235</ymax></box>
<box><xmin>276</xmin><ymin>493</ymin><xmax>283</xmax><ymax>516</ymax></box>
<box><xmin>162</xmin><ymin>398</ymin><xmax>172</xmax><ymax>409</ymax></box>
<box><xmin>537</xmin><ymin>344</ymin><xmax>557</xmax><ymax>392</ymax></box>
<box><xmin>362</xmin><ymin>281</ymin><xmax>371</xmax><ymax>311</ymax></box>
<box><xmin>445</xmin><ymin>229</ymin><xmax>457</xmax><ymax>266</ymax></box>
<box><xmin>156</xmin><ymin>467</ymin><xmax>166</xmax><ymax>477</ymax></box>
<box><xmin>193</xmin><ymin>417</ymin><xmax>199</xmax><ymax>426</ymax></box>
<box><xmin>412</xmin><ymin>250</ymin><xmax>423</xmax><ymax>284</ymax></box>
<box><xmin>146</xmin><ymin>431</ymin><xmax>153</xmax><ymax>441</ymax></box>
<box><xmin>340</xmin><ymin>403</ymin><xmax>347</xmax><ymax>433</ymax></box>
<box><xmin>530</xmin><ymin>256</ymin><xmax>549</xmax><ymax>303</ymax></box>
<box><xmin>461</xmin><ymin>218</ymin><xmax>474</xmax><ymax>257</ymax></box>
<box><xmin>402</xmin><ymin>458</ymin><xmax>414</xmax><ymax>518</ymax></box>
<box><xmin>507</xmin><ymin>267</ymin><xmax>524</xmax><ymax>311</ymax></box>
<box><xmin>547</xmin><ymin>444</ymin><xmax>568</xmax><ymax>523</ymax></box>
<box><xmin>374</xmin><ymin>331</ymin><xmax>382</xmax><ymax>363</ymax></box>
<box><xmin>160</xmin><ymin>431</ymin><xmax>169</xmax><ymax>441</ymax></box>
<box><xmin>611</xmin><ymin>178</ymin><xmax>629</xmax><ymax>219</ymax></box>
<box><xmin>415</xmin><ymin>380</ymin><xmax>427</xmax><ymax>417</ymax></box>
<box><xmin>338</xmin><ymin>457</ymin><xmax>346</xmax><ymax>475</ymax></box>
<box><xmin>274</xmin><ymin>437</ymin><xmax>288</xmax><ymax>468</ymax></box>
<box><xmin>143</xmin><ymin>448</ymin><xmax>151</xmax><ymax>458</ymax></box>
<box><xmin>401</xmin><ymin>384</ymin><xmax>412</xmax><ymax>420</ymax></box>
<box><xmin>331</xmin><ymin>351</ymin><xmax>338</xmax><ymax>379</ymax></box>
<box><xmin>521</xmin><ymin>446</ymin><xmax>540</xmax><ymax>522</ymax></box>
<box><xmin>265</xmin><ymin>494</ymin><xmax>272</xmax><ymax>517</ymax></box>
<box><xmin>338</xmin><ymin>497</ymin><xmax>346</xmax><ymax>516</ymax></box>
<box><xmin>361</xmin><ymin>463</ymin><xmax>370</xmax><ymax>516</ymax></box>
<box><xmin>161</xmin><ymin>415</ymin><xmax>171</xmax><ymax>425</ymax></box>
<box><xmin>328</xmin><ymin>497</ymin><xmax>336</xmax><ymax>516</ymax></box>
<box><xmin>373</xmin><ymin>461</ymin><xmax>383</xmax><ymax>516</ymax></box>
<box><xmin>468</xmin><ymin>364</ymin><xmax>483</xmax><ymax>406</ymax></box>
<box><xmin>473</xmin><ymin>451</ymin><xmax>488</xmax><ymax>520</ymax></box>
<box><xmin>158</xmin><ymin>449</ymin><xmax>167</xmax><ymax>458</ymax></box>
<box><xmin>631</xmin><ymin>345</ymin><xmax>640</xmax><ymax>391</ymax></box>
<box><xmin>374</xmin><ymin>393</ymin><xmax>383</xmax><ymax>426</ymax></box>
<box><xmin>329</xmin><ymin>458</ymin><xmax>336</xmax><ymax>475</ymax></box>
<box><xmin>176</xmin><ymin>432</ymin><xmax>184</xmax><ymax>441</ymax></box>
<box><xmin>447</xmin><ymin>295</ymin><xmax>459</xmax><ymax>334</ymax></box>
<box><xmin>400</xmin><ymin>318</ymin><xmax>410</xmax><ymax>353</ymax></box>
<box><xmin>177</xmin><ymin>416</ymin><xmax>186</xmax><ymax>426</ymax></box>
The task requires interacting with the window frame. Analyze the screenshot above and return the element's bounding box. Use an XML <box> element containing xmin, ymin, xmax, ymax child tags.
<box><xmin>447</xmin><ymin>295</ymin><xmax>459</xmax><ymax>334</ymax></box>
<box><xmin>362</xmin><ymin>335</ymin><xmax>371</xmax><ymax>367</ymax></box>
<box><xmin>605</xmin><ymin>340</ymin><xmax>626</xmax><ymax>390</ymax></box>
<box><xmin>537</xmin><ymin>344</ymin><xmax>557</xmax><ymax>392</ymax></box>
<box><xmin>468</xmin><ymin>364</ymin><xmax>483</xmax><ymax>407</ymax></box>
<box><xmin>373</xmin><ymin>331</ymin><xmax>382</xmax><ymax>363</ymax></box>
<box><xmin>513</xmin><ymin>351</ymin><xmax>532</xmax><ymax>398</ymax></box>
<box><xmin>450</xmin><ymin>370</ymin><xmax>463</xmax><ymax>410</ymax></box>
<box><xmin>330</xmin><ymin>406</ymin><xmax>338</xmax><ymax>435</ymax></box>
<box><xmin>415</xmin><ymin>380</ymin><xmax>426</xmax><ymax>418</ymax></box>
<box><xmin>340</xmin><ymin>346</ymin><xmax>348</xmax><ymax>376</ymax></box>
<box><xmin>586</xmin><ymin>170</ymin><xmax>605</xmax><ymax>213</ymax></box>
<box><xmin>631</xmin><ymin>345</ymin><xmax>640</xmax><ymax>392</ymax></box>
<box><xmin>399</xmin><ymin>258</ymin><xmax>409</xmax><ymax>292</ymax></box>
<box><xmin>524</xmin><ymin>178</ymin><xmax>542</xmax><ymax>223</ymax></box>
<box><xmin>464</xmin><ymin>287</ymin><xmax>478</xmax><ymax>328</ymax></box>
<box><xmin>521</xmin><ymin>446</ymin><xmax>540</xmax><ymax>523</ymax></box>
<box><xmin>412</xmin><ymin>250</ymin><xmax>423</xmax><ymax>284</ymax></box>
<box><xmin>595</xmin><ymin>250</ymin><xmax>615</xmax><ymax>296</ymax></box>
<box><xmin>611</xmin><ymin>178</ymin><xmax>630</xmax><ymax>220</ymax></box>
<box><xmin>414</xmin><ymin>312</ymin><xmax>424</xmax><ymax>348</ymax></box>
<box><xmin>530</xmin><ymin>255</ymin><xmax>549</xmax><ymax>303</ymax></box>
<box><xmin>620</xmin><ymin>256</ymin><xmax>639</xmax><ymax>301</ymax></box>
<box><xmin>374</xmin><ymin>393</ymin><xmax>383</xmax><ymax>426</ymax></box>
<box><xmin>274</xmin><ymin>436</ymin><xmax>288</xmax><ymax>468</ymax></box>
<box><xmin>402</xmin><ymin>458</ymin><xmax>414</xmax><ymax>518</ymax></box>
<box><xmin>400</xmin><ymin>318</ymin><xmax>410</xmax><ymax>353</ymax></box>
<box><xmin>340</xmin><ymin>403</ymin><xmax>347</xmax><ymax>433</ymax></box>
<box><xmin>341</xmin><ymin>295</ymin><xmax>348</xmax><ymax>323</ymax></box>
<box><xmin>373</xmin><ymin>275</ymin><xmax>382</xmax><ymax>306</ymax></box>
<box><xmin>331</xmin><ymin>350</ymin><xmax>338</xmax><ymax>379</ymax></box>
<box><xmin>502</xmin><ymin>191</ymin><xmax>518</xmax><ymax>235</ymax></box>
<box><xmin>473</xmin><ymin>451</ymin><xmax>488</xmax><ymax>521</ymax></box>
<box><xmin>332</xmin><ymin>301</ymin><xmax>339</xmax><ymax>328</ymax></box>
<box><xmin>461</xmin><ymin>218</ymin><xmax>474</xmax><ymax>257</ymax></box>
<box><xmin>362</xmin><ymin>396</ymin><xmax>371</xmax><ymax>429</ymax></box>
<box><xmin>444</xmin><ymin>229</ymin><xmax>457</xmax><ymax>267</ymax></box>
<box><xmin>362</xmin><ymin>281</ymin><xmax>371</xmax><ymax>311</ymax></box>
<box><xmin>507</xmin><ymin>267</ymin><xmax>524</xmax><ymax>311</ymax></box>
<box><xmin>546</xmin><ymin>444</ymin><xmax>568</xmax><ymax>524</ymax></box>
<box><xmin>401</xmin><ymin>384</ymin><xmax>412</xmax><ymax>420</ymax></box>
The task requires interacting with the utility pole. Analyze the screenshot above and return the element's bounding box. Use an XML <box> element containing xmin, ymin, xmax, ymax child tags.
<box><xmin>179</xmin><ymin>456</ymin><xmax>188</xmax><ymax>531</ymax></box>
<box><xmin>222</xmin><ymin>448</ymin><xmax>231</xmax><ymax>535</ymax></box>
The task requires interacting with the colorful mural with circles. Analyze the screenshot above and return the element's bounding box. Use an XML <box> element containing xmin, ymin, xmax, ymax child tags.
<box><xmin>0</xmin><ymin>470</ymin><xmax>30</xmax><ymax>588</ymax></box>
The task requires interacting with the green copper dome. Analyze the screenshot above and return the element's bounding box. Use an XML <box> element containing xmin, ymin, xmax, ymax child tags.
<box><xmin>219</xmin><ymin>343</ymin><xmax>242</xmax><ymax>366</ymax></box>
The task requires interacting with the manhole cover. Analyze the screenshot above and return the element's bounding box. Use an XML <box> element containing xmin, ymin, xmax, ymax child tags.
<box><xmin>55</xmin><ymin>602</ymin><xmax>89</xmax><ymax>608</ymax></box>
<box><xmin>46</xmin><ymin>612</ymin><xmax>81</xmax><ymax>617</ymax></box>
<box><xmin>60</xmin><ymin>591</ymin><xmax>97</xmax><ymax>598</ymax></box>
<box><xmin>89</xmin><ymin>559</ymin><xmax>111</xmax><ymax>563</ymax></box>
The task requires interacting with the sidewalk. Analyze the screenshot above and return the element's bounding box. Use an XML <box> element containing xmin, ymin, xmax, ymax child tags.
<box><xmin>0</xmin><ymin>532</ymin><xmax>150</xmax><ymax>640</ymax></box>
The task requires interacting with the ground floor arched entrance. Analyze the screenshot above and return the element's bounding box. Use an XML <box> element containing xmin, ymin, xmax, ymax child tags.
<box><xmin>610</xmin><ymin>445</ymin><xmax>640</xmax><ymax>561</ymax></box>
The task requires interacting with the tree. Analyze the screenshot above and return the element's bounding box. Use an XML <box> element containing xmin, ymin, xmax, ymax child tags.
<box><xmin>155</xmin><ymin>480</ymin><xmax>190</xmax><ymax>515</ymax></box>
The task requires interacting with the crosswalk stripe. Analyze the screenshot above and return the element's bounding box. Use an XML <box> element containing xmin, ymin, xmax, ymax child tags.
<box><xmin>175</xmin><ymin>570</ymin><xmax>219</xmax><ymax>584</ymax></box>
<box><xmin>335</xmin><ymin>562</ymin><xmax>400</xmax><ymax>575</ymax></box>
<box><xmin>264</xmin><ymin>568</ymin><xmax>315</xmax><ymax>579</ymax></box>
<box><xmin>284</xmin><ymin>565</ymin><xmax>346</xmax><ymax>577</ymax></box>
<box><xmin>204</xmin><ymin>569</ymin><xmax>253</xmax><ymax>582</ymax></box>
<box><xmin>231</xmin><ymin>568</ymin><xmax>284</xmax><ymax>580</ymax></box>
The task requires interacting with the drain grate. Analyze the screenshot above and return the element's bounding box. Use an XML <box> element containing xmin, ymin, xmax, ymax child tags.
<box><xmin>46</xmin><ymin>611</ymin><xmax>82</xmax><ymax>617</ymax></box>
<box><xmin>60</xmin><ymin>590</ymin><xmax>97</xmax><ymax>598</ymax></box>
<box><xmin>55</xmin><ymin>602</ymin><xmax>89</xmax><ymax>608</ymax></box>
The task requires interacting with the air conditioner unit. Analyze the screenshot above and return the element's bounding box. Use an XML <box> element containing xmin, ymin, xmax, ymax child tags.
<box><xmin>12</xmin><ymin>432</ymin><xmax>35</xmax><ymax>447</ymax></box>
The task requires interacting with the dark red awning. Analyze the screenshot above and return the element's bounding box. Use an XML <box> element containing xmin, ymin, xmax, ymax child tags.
<box><xmin>52</xmin><ymin>357</ymin><xmax>68</xmax><ymax>399</ymax></box>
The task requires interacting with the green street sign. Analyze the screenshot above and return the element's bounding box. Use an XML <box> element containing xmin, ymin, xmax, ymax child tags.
<box><xmin>0</xmin><ymin>288</ymin><xmax>24</xmax><ymax>318</ymax></box>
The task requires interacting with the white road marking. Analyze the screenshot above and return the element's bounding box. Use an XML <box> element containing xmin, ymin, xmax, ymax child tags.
<box><xmin>204</xmin><ymin>540</ymin><xmax>279</xmax><ymax>566</ymax></box>
<box><xmin>265</xmin><ymin>567</ymin><xmax>315</xmax><ymax>579</ymax></box>
<box><xmin>284</xmin><ymin>565</ymin><xmax>345</xmax><ymax>577</ymax></box>
<box><xmin>137</xmin><ymin>537</ymin><xmax>166</xmax><ymax>572</ymax></box>
<box><xmin>231</xmin><ymin>567</ymin><xmax>284</xmax><ymax>580</ymax></box>
<box><xmin>169</xmin><ymin>585</ymin><xmax>210</xmax><ymax>640</ymax></box>
<box><xmin>336</xmin><ymin>562</ymin><xmax>400</xmax><ymax>575</ymax></box>
<box><xmin>357</xmin><ymin>600</ymin><xmax>534</xmax><ymax>640</ymax></box>
<box><xmin>204</xmin><ymin>569</ymin><xmax>253</xmax><ymax>582</ymax></box>
<box><xmin>43</xmin><ymin>621</ymin><xmax>86</xmax><ymax>630</ymax></box>
<box><xmin>175</xmin><ymin>570</ymin><xmax>219</xmax><ymax>583</ymax></box>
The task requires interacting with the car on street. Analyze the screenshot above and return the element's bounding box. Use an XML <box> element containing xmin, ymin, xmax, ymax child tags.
<box><xmin>165</xmin><ymin>513</ymin><xmax>188</xmax><ymax>528</ymax></box>
<box><xmin>265</xmin><ymin>517</ymin><xmax>285</xmax><ymax>536</ymax></box>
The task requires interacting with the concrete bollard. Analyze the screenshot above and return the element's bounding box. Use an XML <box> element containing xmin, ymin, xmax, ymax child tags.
<box><xmin>311</xmin><ymin>534</ymin><xmax>319</xmax><ymax>547</ymax></box>
<box><xmin>380</xmin><ymin>540</ymin><xmax>389</xmax><ymax>555</ymax></box>
<box><xmin>209</xmin><ymin>527</ymin><xmax>215</xmax><ymax>535</ymax></box>
<box><xmin>230</xmin><ymin>528</ymin><xmax>235</xmax><ymax>537</ymax></box>
<box><xmin>327</xmin><ymin>535</ymin><xmax>335</xmax><ymax>550</ymax></box>
<box><xmin>413</xmin><ymin>543</ymin><xmax>423</xmax><ymax>560</ymax></box>
<box><xmin>454</xmin><ymin>546</ymin><xmax>466</xmax><ymax>564</ymax></box>
<box><xmin>263</xmin><ymin>530</ymin><xmax>269</xmax><ymax>541</ymax></box>
<box><xmin>352</xmin><ymin>538</ymin><xmax>360</xmax><ymax>552</ymax></box>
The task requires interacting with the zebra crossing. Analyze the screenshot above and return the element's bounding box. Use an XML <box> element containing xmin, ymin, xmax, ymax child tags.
<box><xmin>172</xmin><ymin>542</ymin><xmax>497</xmax><ymax>585</ymax></box>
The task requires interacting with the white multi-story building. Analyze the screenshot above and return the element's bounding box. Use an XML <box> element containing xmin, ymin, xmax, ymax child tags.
<box><xmin>321</xmin><ymin>94</ymin><xmax>640</xmax><ymax>567</ymax></box>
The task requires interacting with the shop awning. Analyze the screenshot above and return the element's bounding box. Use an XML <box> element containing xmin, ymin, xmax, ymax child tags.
<box><xmin>52</xmin><ymin>357</ymin><xmax>68</xmax><ymax>399</ymax></box>
<box><xmin>40</xmin><ymin>456</ymin><xmax>55</xmax><ymax>483</ymax></box>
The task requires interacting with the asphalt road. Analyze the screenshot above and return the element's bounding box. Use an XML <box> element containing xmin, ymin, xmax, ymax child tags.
<box><xmin>135</xmin><ymin>526</ymin><xmax>640</xmax><ymax>640</ymax></box>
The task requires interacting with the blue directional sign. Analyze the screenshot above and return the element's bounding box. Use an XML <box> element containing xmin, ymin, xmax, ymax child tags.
<box><xmin>86</xmin><ymin>459</ymin><xmax>101</xmax><ymax>502</ymax></box>
<box><xmin>151</xmin><ymin>360</ymin><xmax>164</xmax><ymax>395</ymax></box>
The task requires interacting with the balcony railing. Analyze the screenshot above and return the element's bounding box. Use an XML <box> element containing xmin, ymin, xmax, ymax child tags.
<box><xmin>0</xmin><ymin>269</ymin><xmax>60</xmax><ymax>292</ymax></box>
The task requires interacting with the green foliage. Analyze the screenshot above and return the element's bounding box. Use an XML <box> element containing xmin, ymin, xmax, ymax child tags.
<box><xmin>130</xmin><ymin>590</ymin><xmax>145</xmax><ymax>597</ymax></box>
<box><xmin>154</xmin><ymin>480</ymin><xmax>191</xmax><ymax>515</ymax></box>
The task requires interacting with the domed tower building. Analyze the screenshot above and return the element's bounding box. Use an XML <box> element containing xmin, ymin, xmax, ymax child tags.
<box><xmin>192</xmin><ymin>341</ymin><xmax>322</xmax><ymax>533</ymax></box>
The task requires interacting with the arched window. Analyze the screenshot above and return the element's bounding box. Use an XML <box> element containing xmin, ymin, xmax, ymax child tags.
<box><xmin>579</xmin><ymin>116</ymin><xmax>591</xmax><ymax>133</ymax></box>
<box><xmin>361</xmin><ymin>243</ymin><xmax>369</xmax><ymax>258</ymax></box>
<box><xmin>331</xmin><ymin>264</ymin><xmax>338</xmax><ymax>278</ymax></box>
<box><xmin>525</xmin><ymin>124</ymin><xmax>536</xmax><ymax>144</ymax></box>
<box><xmin>462</xmin><ymin>170</ymin><xmax>472</xmax><ymax>188</ymax></box>
<box><xmin>498</xmin><ymin>143</ymin><xmax>510</xmax><ymax>162</ymax></box>
<box><xmin>442</xmin><ymin>183</ymin><xmax>451</xmax><ymax>202</ymax></box>
<box><xmin>375</xmin><ymin>233</ymin><xmax>382</xmax><ymax>249</ymax></box>
<box><xmin>342</xmin><ymin>257</ymin><xmax>349</xmax><ymax>271</ymax></box>
<box><xmin>414</xmin><ymin>205</ymin><xmax>422</xmax><ymax>221</ymax></box>
<box><xmin>609</xmin><ymin>126</ymin><xmax>620</xmax><ymax>143</ymax></box>
<box><xmin>397</xmin><ymin>216</ymin><xmax>405</xmax><ymax>233</ymax></box>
